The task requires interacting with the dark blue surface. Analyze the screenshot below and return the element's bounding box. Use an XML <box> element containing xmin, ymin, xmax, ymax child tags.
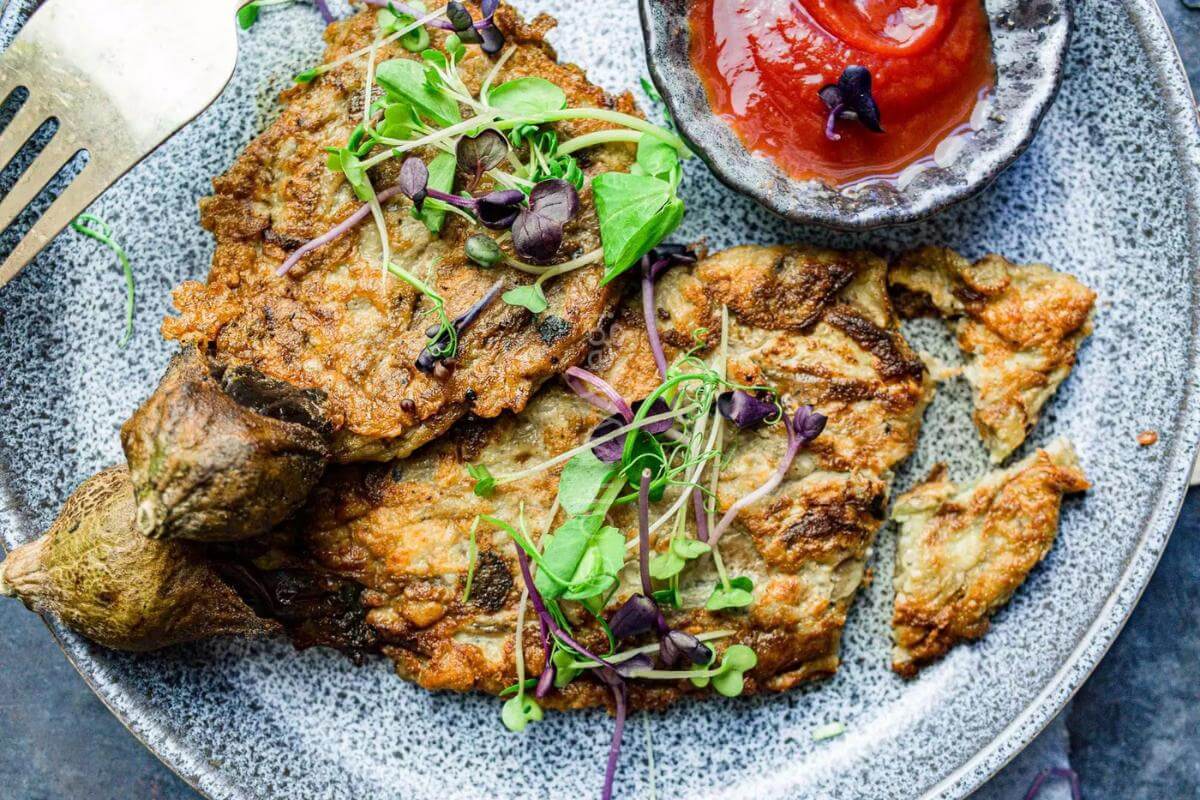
<box><xmin>0</xmin><ymin>3</ymin><xmax>1198</xmax><ymax>800</ymax></box>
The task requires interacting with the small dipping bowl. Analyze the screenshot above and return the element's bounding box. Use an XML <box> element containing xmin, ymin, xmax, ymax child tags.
<box><xmin>640</xmin><ymin>0</ymin><xmax>1072</xmax><ymax>230</ymax></box>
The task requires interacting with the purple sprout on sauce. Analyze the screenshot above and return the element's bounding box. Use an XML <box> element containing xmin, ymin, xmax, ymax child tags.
<box><xmin>819</xmin><ymin>65</ymin><xmax>884</xmax><ymax>142</ymax></box>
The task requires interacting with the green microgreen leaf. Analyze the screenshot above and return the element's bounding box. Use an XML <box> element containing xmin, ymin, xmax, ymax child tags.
<box><xmin>378</xmin><ymin>5</ymin><xmax>431</xmax><ymax>51</ymax></box>
<box><xmin>706</xmin><ymin>575</ymin><xmax>754</xmax><ymax>611</ymax></box>
<box><xmin>649</xmin><ymin>536</ymin><xmax>712</xmax><ymax>581</ymax></box>
<box><xmin>552</xmin><ymin>647</ymin><xmax>582</xmax><ymax>688</ymax></box>
<box><xmin>558</xmin><ymin>451</ymin><xmax>616</xmax><ymax>516</ymax></box>
<box><xmin>468</xmin><ymin>463</ymin><xmax>496</xmax><ymax>497</ymax></box>
<box><xmin>419</xmin><ymin>151</ymin><xmax>457</xmax><ymax>234</ymax></box>
<box><xmin>499</xmin><ymin>678</ymin><xmax>537</xmax><ymax>697</ymax></box>
<box><xmin>502</xmin><ymin>283</ymin><xmax>549</xmax><ymax>314</ymax></box>
<box><xmin>634</xmin><ymin>133</ymin><xmax>681</xmax><ymax>184</ymax></box>
<box><xmin>237</xmin><ymin>4</ymin><xmax>261</xmax><ymax>30</ymax></box>
<box><xmin>445</xmin><ymin>33</ymin><xmax>466</xmax><ymax>61</ymax></box>
<box><xmin>329</xmin><ymin>148</ymin><xmax>374</xmax><ymax>201</ymax></box>
<box><xmin>295</xmin><ymin>67</ymin><xmax>322</xmax><ymax>84</ymax></box>
<box><xmin>501</xmin><ymin>694</ymin><xmax>544</xmax><ymax>732</ymax></box>
<box><xmin>652</xmin><ymin>587</ymin><xmax>680</xmax><ymax>609</ymax></box>
<box><xmin>593</xmin><ymin>172</ymin><xmax>685</xmax><ymax>284</ymax></box>
<box><xmin>487</xmin><ymin>77</ymin><xmax>568</xmax><ymax>116</ymax></box>
<box><xmin>711</xmin><ymin>644</ymin><xmax>757</xmax><ymax>697</ymax></box>
<box><xmin>376</xmin><ymin>58</ymin><xmax>462</xmax><ymax>127</ymax></box>
<box><xmin>380</xmin><ymin>102</ymin><xmax>423</xmax><ymax>141</ymax></box>
<box><xmin>534</xmin><ymin>515</ymin><xmax>603</xmax><ymax>599</ymax></box>
<box><xmin>621</xmin><ymin>431</ymin><xmax>667</xmax><ymax>499</ymax></box>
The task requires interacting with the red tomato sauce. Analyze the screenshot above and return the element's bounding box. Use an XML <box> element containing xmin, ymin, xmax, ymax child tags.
<box><xmin>689</xmin><ymin>0</ymin><xmax>995</xmax><ymax>186</ymax></box>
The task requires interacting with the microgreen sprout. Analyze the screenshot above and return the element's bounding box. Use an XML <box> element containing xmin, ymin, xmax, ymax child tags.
<box><xmin>70</xmin><ymin>214</ymin><xmax>136</xmax><ymax>347</ymax></box>
<box><xmin>416</xmin><ymin>278</ymin><xmax>503</xmax><ymax>374</ymax></box>
<box><xmin>820</xmin><ymin>65</ymin><xmax>884</xmax><ymax>142</ymax></box>
<box><xmin>708</xmin><ymin>405</ymin><xmax>827</xmax><ymax>547</ymax></box>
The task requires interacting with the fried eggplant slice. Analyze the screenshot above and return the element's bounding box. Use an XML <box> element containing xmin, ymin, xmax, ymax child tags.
<box><xmin>890</xmin><ymin>247</ymin><xmax>1095</xmax><ymax>463</ymax></box>
<box><xmin>162</xmin><ymin>6</ymin><xmax>636</xmax><ymax>463</ymax></box>
<box><xmin>890</xmin><ymin>438</ymin><xmax>1090</xmax><ymax>677</ymax></box>
<box><xmin>292</xmin><ymin>244</ymin><xmax>932</xmax><ymax>707</ymax></box>
<box><xmin>0</xmin><ymin>467</ymin><xmax>279</xmax><ymax>651</ymax></box>
<box><xmin>122</xmin><ymin>345</ymin><xmax>331</xmax><ymax>542</ymax></box>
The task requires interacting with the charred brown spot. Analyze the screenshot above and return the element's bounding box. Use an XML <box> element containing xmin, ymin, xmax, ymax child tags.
<box><xmin>451</xmin><ymin>414</ymin><xmax>497</xmax><ymax>463</ymax></box>
<box><xmin>470</xmin><ymin>551</ymin><xmax>513</xmax><ymax>612</ymax></box>
<box><xmin>825</xmin><ymin>306</ymin><xmax>926</xmax><ymax>382</ymax></box>
<box><xmin>538</xmin><ymin>315</ymin><xmax>572</xmax><ymax>344</ymax></box>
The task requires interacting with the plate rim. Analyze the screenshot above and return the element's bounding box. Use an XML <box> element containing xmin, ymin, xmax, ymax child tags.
<box><xmin>0</xmin><ymin>1</ymin><xmax>1198</xmax><ymax>799</ymax></box>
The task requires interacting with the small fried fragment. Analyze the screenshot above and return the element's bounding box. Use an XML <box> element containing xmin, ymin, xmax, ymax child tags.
<box><xmin>890</xmin><ymin>247</ymin><xmax>1095</xmax><ymax>463</ymax></box>
<box><xmin>0</xmin><ymin>467</ymin><xmax>278</xmax><ymax>651</ymax></box>
<box><xmin>121</xmin><ymin>346</ymin><xmax>331</xmax><ymax>542</ymax></box>
<box><xmin>891</xmin><ymin>438</ymin><xmax>1090</xmax><ymax>677</ymax></box>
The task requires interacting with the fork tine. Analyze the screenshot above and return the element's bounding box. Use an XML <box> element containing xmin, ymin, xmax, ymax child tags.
<box><xmin>0</xmin><ymin>133</ymin><xmax>79</xmax><ymax>233</ymax></box>
<box><xmin>0</xmin><ymin>98</ymin><xmax>50</xmax><ymax>174</ymax></box>
<box><xmin>0</xmin><ymin>163</ymin><xmax>106</xmax><ymax>289</ymax></box>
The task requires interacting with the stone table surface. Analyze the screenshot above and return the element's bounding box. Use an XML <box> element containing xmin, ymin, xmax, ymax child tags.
<box><xmin>1</xmin><ymin>3</ymin><xmax>1199</xmax><ymax>800</ymax></box>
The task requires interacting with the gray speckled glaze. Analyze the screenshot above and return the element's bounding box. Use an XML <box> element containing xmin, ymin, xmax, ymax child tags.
<box><xmin>0</xmin><ymin>1</ymin><xmax>1197</xmax><ymax>799</ymax></box>
<box><xmin>641</xmin><ymin>0</ymin><xmax>1072</xmax><ymax>230</ymax></box>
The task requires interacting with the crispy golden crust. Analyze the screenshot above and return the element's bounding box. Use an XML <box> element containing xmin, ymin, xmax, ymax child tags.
<box><xmin>164</xmin><ymin>6</ymin><xmax>638</xmax><ymax>462</ymax></box>
<box><xmin>890</xmin><ymin>439</ymin><xmax>1090</xmax><ymax>678</ymax></box>
<box><xmin>291</xmin><ymin>244</ymin><xmax>932</xmax><ymax>709</ymax></box>
<box><xmin>889</xmin><ymin>247</ymin><xmax>1095</xmax><ymax>463</ymax></box>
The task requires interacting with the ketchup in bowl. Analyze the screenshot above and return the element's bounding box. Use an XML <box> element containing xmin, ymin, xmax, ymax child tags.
<box><xmin>689</xmin><ymin>0</ymin><xmax>995</xmax><ymax>187</ymax></box>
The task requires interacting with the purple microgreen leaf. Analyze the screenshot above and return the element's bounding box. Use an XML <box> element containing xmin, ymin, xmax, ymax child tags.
<box><xmin>588</xmin><ymin>399</ymin><xmax>674</xmax><ymax>463</ymax></box>
<box><xmin>457</xmin><ymin>129</ymin><xmax>509</xmax><ymax>188</ymax></box>
<box><xmin>445</xmin><ymin>1</ymin><xmax>474</xmax><ymax>31</ymax></box>
<box><xmin>820</xmin><ymin>65</ymin><xmax>883</xmax><ymax>141</ymax></box>
<box><xmin>659</xmin><ymin>629</ymin><xmax>713</xmax><ymax>668</ymax></box>
<box><xmin>399</xmin><ymin>157</ymin><xmax>429</xmax><ymax>210</ymax></box>
<box><xmin>511</xmin><ymin>179</ymin><xmax>580</xmax><ymax>263</ymax></box>
<box><xmin>479</xmin><ymin>23</ymin><xmax>505</xmax><ymax>54</ymax></box>
<box><xmin>608</xmin><ymin>593</ymin><xmax>667</xmax><ymax>640</ymax></box>
<box><xmin>637</xmin><ymin>399</ymin><xmax>674</xmax><ymax>435</ymax></box>
<box><xmin>481</xmin><ymin>0</ymin><xmax>499</xmax><ymax>18</ymax></box>
<box><xmin>717</xmin><ymin>391</ymin><xmax>781</xmax><ymax>429</ymax></box>
<box><xmin>789</xmin><ymin>405</ymin><xmax>828</xmax><ymax>444</ymax></box>
<box><xmin>590</xmin><ymin>414</ymin><xmax>627</xmax><ymax>463</ymax></box>
<box><xmin>529</xmin><ymin>178</ymin><xmax>580</xmax><ymax>223</ymax></box>
<box><xmin>476</xmin><ymin>188</ymin><xmax>526</xmax><ymax>230</ymax></box>
<box><xmin>613</xmin><ymin>654</ymin><xmax>654</xmax><ymax>679</ymax></box>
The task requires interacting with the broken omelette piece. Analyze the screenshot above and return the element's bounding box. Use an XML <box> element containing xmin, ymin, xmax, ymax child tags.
<box><xmin>889</xmin><ymin>247</ymin><xmax>1095</xmax><ymax>463</ymax></box>
<box><xmin>890</xmin><ymin>438</ymin><xmax>1090</xmax><ymax>678</ymax></box>
<box><xmin>163</xmin><ymin>6</ymin><xmax>640</xmax><ymax>462</ymax></box>
<box><xmin>289</xmin><ymin>244</ymin><xmax>933</xmax><ymax>707</ymax></box>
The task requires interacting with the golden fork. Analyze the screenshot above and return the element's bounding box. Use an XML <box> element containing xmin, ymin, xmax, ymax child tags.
<box><xmin>0</xmin><ymin>0</ymin><xmax>248</xmax><ymax>287</ymax></box>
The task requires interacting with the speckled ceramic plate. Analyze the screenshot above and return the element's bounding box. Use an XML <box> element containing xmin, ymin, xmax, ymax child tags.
<box><xmin>0</xmin><ymin>2</ymin><xmax>1197</xmax><ymax>799</ymax></box>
